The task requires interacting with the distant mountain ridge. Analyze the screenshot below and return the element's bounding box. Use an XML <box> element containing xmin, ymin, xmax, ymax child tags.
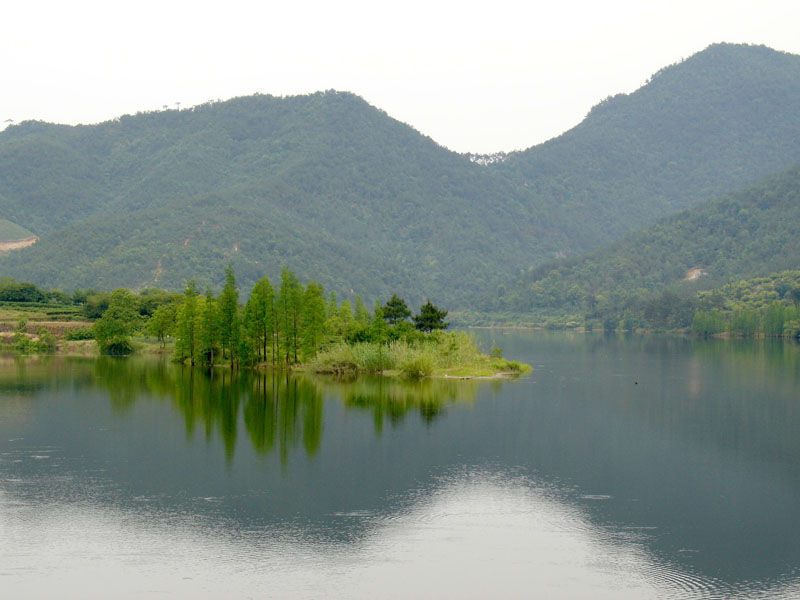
<box><xmin>496</xmin><ymin>43</ymin><xmax>800</xmax><ymax>251</ymax></box>
<box><xmin>2</xmin><ymin>43</ymin><xmax>800</xmax><ymax>307</ymax></box>
<box><xmin>489</xmin><ymin>164</ymin><xmax>800</xmax><ymax>319</ymax></box>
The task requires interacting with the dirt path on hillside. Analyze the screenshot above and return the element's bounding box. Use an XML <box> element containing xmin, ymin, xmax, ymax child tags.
<box><xmin>0</xmin><ymin>236</ymin><xmax>38</xmax><ymax>251</ymax></box>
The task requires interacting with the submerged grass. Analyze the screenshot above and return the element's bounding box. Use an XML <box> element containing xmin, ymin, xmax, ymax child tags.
<box><xmin>306</xmin><ymin>331</ymin><xmax>531</xmax><ymax>379</ymax></box>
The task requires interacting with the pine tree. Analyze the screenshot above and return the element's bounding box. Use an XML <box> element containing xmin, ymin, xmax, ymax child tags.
<box><xmin>383</xmin><ymin>293</ymin><xmax>411</xmax><ymax>325</ymax></box>
<box><xmin>413</xmin><ymin>301</ymin><xmax>449</xmax><ymax>333</ymax></box>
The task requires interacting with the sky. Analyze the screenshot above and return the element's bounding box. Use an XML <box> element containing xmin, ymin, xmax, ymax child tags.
<box><xmin>2</xmin><ymin>0</ymin><xmax>799</xmax><ymax>153</ymax></box>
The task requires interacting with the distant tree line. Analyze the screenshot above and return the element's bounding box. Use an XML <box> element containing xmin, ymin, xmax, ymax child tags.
<box><xmin>692</xmin><ymin>302</ymin><xmax>800</xmax><ymax>338</ymax></box>
<box><xmin>582</xmin><ymin>271</ymin><xmax>800</xmax><ymax>337</ymax></box>
<box><xmin>52</xmin><ymin>266</ymin><xmax>449</xmax><ymax>358</ymax></box>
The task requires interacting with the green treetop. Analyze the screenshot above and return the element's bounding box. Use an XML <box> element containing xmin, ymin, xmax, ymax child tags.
<box><xmin>302</xmin><ymin>281</ymin><xmax>327</xmax><ymax>359</ymax></box>
<box><xmin>92</xmin><ymin>288</ymin><xmax>140</xmax><ymax>355</ymax></box>
<box><xmin>248</xmin><ymin>276</ymin><xmax>275</xmax><ymax>363</ymax></box>
<box><xmin>199</xmin><ymin>287</ymin><xmax>220</xmax><ymax>365</ymax></box>
<box><xmin>413</xmin><ymin>300</ymin><xmax>449</xmax><ymax>333</ymax></box>
<box><xmin>354</xmin><ymin>294</ymin><xmax>370</xmax><ymax>325</ymax></box>
<box><xmin>279</xmin><ymin>267</ymin><xmax>304</xmax><ymax>364</ymax></box>
<box><xmin>219</xmin><ymin>264</ymin><xmax>240</xmax><ymax>365</ymax></box>
<box><xmin>383</xmin><ymin>293</ymin><xmax>411</xmax><ymax>325</ymax></box>
<box><xmin>175</xmin><ymin>281</ymin><xmax>200</xmax><ymax>365</ymax></box>
<box><xmin>147</xmin><ymin>302</ymin><xmax>177</xmax><ymax>348</ymax></box>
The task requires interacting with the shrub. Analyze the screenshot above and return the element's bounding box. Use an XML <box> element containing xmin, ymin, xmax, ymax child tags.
<box><xmin>35</xmin><ymin>328</ymin><xmax>57</xmax><ymax>353</ymax></box>
<box><xmin>102</xmin><ymin>340</ymin><xmax>134</xmax><ymax>355</ymax></box>
<box><xmin>308</xmin><ymin>343</ymin><xmax>360</xmax><ymax>374</ymax></box>
<box><xmin>65</xmin><ymin>327</ymin><xmax>94</xmax><ymax>341</ymax></box>
<box><xmin>398</xmin><ymin>353</ymin><xmax>434</xmax><ymax>378</ymax></box>
<box><xmin>351</xmin><ymin>343</ymin><xmax>395</xmax><ymax>372</ymax></box>
<box><xmin>310</xmin><ymin>342</ymin><xmax>397</xmax><ymax>374</ymax></box>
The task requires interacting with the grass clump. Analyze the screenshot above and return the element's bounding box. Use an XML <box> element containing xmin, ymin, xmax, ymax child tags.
<box><xmin>307</xmin><ymin>343</ymin><xmax>360</xmax><ymax>374</ymax></box>
<box><xmin>307</xmin><ymin>331</ymin><xmax>530</xmax><ymax>379</ymax></box>
<box><xmin>307</xmin><ymin>342</ymin><xmax>395</xmax><ymax>375</ymax></box>
<box><xmin>397</xmin><ymin>353</ymin><xmax>435</xmax><ymax>378</ymax></box>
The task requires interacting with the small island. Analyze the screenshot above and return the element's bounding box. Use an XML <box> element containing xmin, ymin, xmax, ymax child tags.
<box><xmin>0</xmin><ymin>268</ymin><xmax>530</xmax><ymax>379</ymax></box>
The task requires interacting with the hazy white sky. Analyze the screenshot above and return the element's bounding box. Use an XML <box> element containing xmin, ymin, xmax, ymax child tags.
<box><xmin>2</xmin><ymin>0</ymin><xmax>799</xmax><ymax>153</ymax></box>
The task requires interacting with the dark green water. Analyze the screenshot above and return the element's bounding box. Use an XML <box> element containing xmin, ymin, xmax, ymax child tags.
<box><xmin>1</xmin><ymin>331</ymin><xmax>799</xmax><ymax>599</ymax></box>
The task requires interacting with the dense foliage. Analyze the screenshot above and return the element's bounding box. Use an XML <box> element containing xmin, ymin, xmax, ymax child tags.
<box><xmin>486</xmin><ymin>164</ymin><xmax>800</xmax><ymax>324</ymax></box>
<box><xmin>2</xmin><ymin>44</ymin><xmax>800</xmax><ymax>310</ymax></box>
<box><xmin>102</xmin><ymin>265</ymin><xmax>451</xmax><ymax>369</ymax></box>
<box><xmin>691</xmin><ymin>271</ymin><xmax>800</xmax><ymax>338</ymax></box>
<box><xmin>496</xmin><ymin>43</ymin><xmax>800</xmax><ymax>250</ymax></box>
<box><xmin>0</xmin><ymin>92</ymin><xmax>525</xmax><ymax>308</ymax></box>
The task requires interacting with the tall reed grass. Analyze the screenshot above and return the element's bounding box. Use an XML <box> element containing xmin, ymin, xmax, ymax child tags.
<box><xmin>306</xmin><ymin>331</ymin><xmax>522</xmax><ymax>378</ymax></box>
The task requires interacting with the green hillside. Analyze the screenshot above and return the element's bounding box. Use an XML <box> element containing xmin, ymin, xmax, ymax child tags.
<box><xmin>496</xmin><ymin>43</ymin><xmax>800</xmax><ymax>253</ymax></box>
<box><xmin>2</xmin><ymin>43</ymin><xmax>800</xmax><ymax>307</ymax></box>
<box><xmin>0</xmin><ymin>218</ymin><xmax>34</xmax><ymax>242</ymax></box>
<box><xmin>488</xmin><ymin>164</ymin><xmax>800</xmax><ymax>321</ymax></box>
<box><xmin>0</xmin><ymin>92</ymin><xmax>530</xmax><ymax>305</ymax></box>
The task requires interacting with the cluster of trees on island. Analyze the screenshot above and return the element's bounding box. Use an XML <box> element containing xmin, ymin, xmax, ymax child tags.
<box><xmin>1</xmin><ymin>272</ymin><xmax>529</xmax><ymax>378</ymax></box>
<box><xmin>89</xmin><ymin>266</ymin><xmax>449</xmax><ymax>364</ymax></box>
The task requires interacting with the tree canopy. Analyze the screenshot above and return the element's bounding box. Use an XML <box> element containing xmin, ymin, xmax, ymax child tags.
<box><xmin>383</xmin><ymin>294</ymin><xmax>411</xmax><ymax>325</ymax></box>
<box><xmin>413</xmin><ymin>301</ymin><xmax>449</xmax><ymax>333</ymax></box>
<box><xmin>92</xmin><ymin>289</ymin><xmax>140</xmax><ymax>354</ymax></box>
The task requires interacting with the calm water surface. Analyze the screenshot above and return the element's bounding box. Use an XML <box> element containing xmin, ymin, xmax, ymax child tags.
<box><xmin>1</xmin><ymin>331</ymin><xmax>799</xmax><ymax>599</ymax></box>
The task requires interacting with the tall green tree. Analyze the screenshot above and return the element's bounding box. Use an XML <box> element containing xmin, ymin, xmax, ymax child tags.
<box><xmin>413</xmin><ymin>301</ymin><xmax>449</xmax><ymax>333</ymax></box>
<box><xmin>175</xmin><ymin>281</ymin><xmax>200</xmax><ymax>365</ymax></box>
<box><xmin>219</xmin><ymin>264</ymin><xmax>240</xmax><ymax>366</ymax></box>
<box><xmin>338</xmin><ymin>299</ymin><xmax>353</xmax><ymax>324</ymax></box>
<box><xmin>301</xmin><ymin>281</ymin><xmax>327</xmax><ymax>359</ymax></box>
<box><xmin>789</xmin><ymin>287</ymin><xmax>800</xmax><ymax>309</ymax></box>
<box><xmin>147</xmin><ymin>302</ymin><xmax>177</xmax><ymax>348</ymax></box>
<box><xmin>249</xmin><ymin>276</ymin><xmax>275</xmax><ymax>362</ymax></box>
<box><xmin>279</xmin><ymin>267</ymin><xmax>304</xmax><ymax>364</ymax></box>
<box><xmin>354</xmin><ymin>294</ymin><xmax>370</xmax><ymax>325</ymax></box>
<box><xmin>383</xmin><ymin>294</ymin><xmax>411</xmax><ymax>325</ymax></box>
<box><xmin>326</xmin><ymin>291</ymin><xmax>338</xmax><ymax>321</ymax></box>
<box><xmin>370</xmin><ymin>301</ymin><xmax>390</xmax><ymax>343</ymax></box>
<box><xmin>93</xmin><ymin>289</ymin><xmax>140</xmax><ymax>355</ymax></box>
<box><xmin>199</xmin><ymin>287</ymin><xmax>220</xmax><ymax>365</ymax></box>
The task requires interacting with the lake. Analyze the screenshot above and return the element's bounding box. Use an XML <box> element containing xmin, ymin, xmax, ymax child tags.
<box><xmin>1</xmin><ymin>331</ymin><xmax>799</xmax><ymax>599</ymax></box>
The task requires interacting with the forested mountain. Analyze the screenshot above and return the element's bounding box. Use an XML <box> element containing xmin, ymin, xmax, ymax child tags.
<box><xmin>496</xmin><ymin>43</ymin><xmax>800</xmax><ymax>251</ymax></box>
<box><xmin>488</xmin><ymin>164</ymin><xmax>800</xmax><ymax>320</ymax></box>
<box><xmin>2</xmin><ymin>43</ymin><xmax>800</xmax><ymax>307</ymax></box>
<box><xmin>0</xmin><ymin>92</ymin><xmax>527</xmax><ymax>304</ymax></box>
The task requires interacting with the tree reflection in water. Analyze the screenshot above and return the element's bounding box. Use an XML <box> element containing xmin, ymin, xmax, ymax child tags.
<box><xmin>74</xmin><ymin>359</ymin><xmax>486</xmax><ymax>460</ymax></box>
